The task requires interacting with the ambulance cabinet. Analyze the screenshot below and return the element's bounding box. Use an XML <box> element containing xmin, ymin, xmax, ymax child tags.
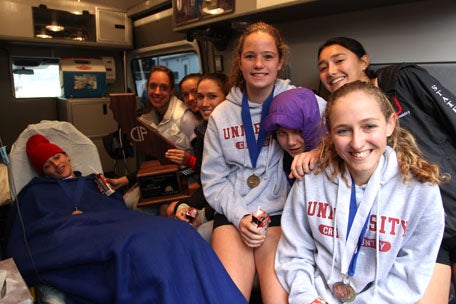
<box><xmin>58</xmin><ymin>97</ymin><xmax>136</xmax><ymax>174</ymax></box>
<box><xmin>96</xmin><ymin>8</ymin><xmax>133</xmax><ymax>47</ymax></box>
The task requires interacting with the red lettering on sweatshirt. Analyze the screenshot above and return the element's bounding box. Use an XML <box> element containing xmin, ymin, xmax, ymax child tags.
<box><xmin>223</xmin><ymin>123</ymin><xmax>262</xmax><ymax>140</ymax></box>
<box><xmin>319</xmin><ymin>224</ymin><xmax>335</xmax><ymax>237</ymax></box>
<box><xmin>362</xmin><ymin>238</ymin><xmax>392</xmax><ymax>252</ymax></box>
<box><xmin>401</xmin><ymin>219</ymin><xmax>407</xmax><ymax>237</ymax></box>
<box><xmin>254</xmin><ymin>122</ymin><xmax>260</xmax><ymax>134</ymax></box>
<box><xmin>231</xmin><ymin>133</ymin><xmax>271</xmax><ymax>149</ymax></box>
<box><xmin>369</xmin><ymin>214</ymin><xmax>407</xmax><ymax>237</ymax></box>
<box><xmin>308</xmin><ymin>201</ymin><xmax>335</xmax><ymax>220</ymax></box>
<box><xmin>309</xmin><ymin>202</ymin><xmax>408</xmax><ymax>238</ymax></box>
<box><xmin>223</xmin><ymin>125</ymin><xmax>245</xmax><ymax>139</ymax></box>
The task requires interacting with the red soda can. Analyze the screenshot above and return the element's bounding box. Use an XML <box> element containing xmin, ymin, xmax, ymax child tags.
<box><xmin>185</xmin><ymin>207</ymin><xmax>198</xmax><ymax>222</ymax></box>
<box><xmin>94</xmin><ymin>173</ymin><xmax>115</xmax><ymax>196</ymax></box>
<box><xmin>252</xmin><ymin>208</ymin><xmax>271</xmax><ymax>234</ymax></box>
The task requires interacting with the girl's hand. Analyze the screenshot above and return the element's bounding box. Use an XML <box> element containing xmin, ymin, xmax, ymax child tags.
<box><xmin>165</xmin><ymin>149</ymin><xmax>188</xmax><ymax>166</ymax></box>
<box><xmin>106</xmin><ymin>176</ymin><xmax>129</xmax><ymax>190</ymax></box>
<box><xmin>290</xmin><ymin>149</ymin><xmax>320</xmax><ymax>180</ymax></box>
<box><xmin>175</xmin><ymin>205</ymin><xmax>204</xmax><ymax>228</ymax></box>
<box><xmin>175</xmin><ymin>205</ymin><xmax>191</xmax><ymax>222</ymax></box>
<box><xmin>238</xmin><ymin>215</ymin><xmax>266</xmax><ymax>248</ymax></box>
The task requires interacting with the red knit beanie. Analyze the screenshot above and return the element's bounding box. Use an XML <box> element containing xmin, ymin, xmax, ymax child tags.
<box><xmin>26</xmin><ymin>134</ymin><xmax>65</xmax><ymax>174</ymax></box>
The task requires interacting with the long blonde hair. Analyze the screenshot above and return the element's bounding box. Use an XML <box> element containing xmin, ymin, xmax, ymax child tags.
<box><xmin>229</xmin><ymin>22</ymin><xmax>289</xmax><ymax>91</ymax></box>
<box><xmin>316</xmin><ymin>81</ymin><xmax>448</xmax><ymax>185</ymax></box>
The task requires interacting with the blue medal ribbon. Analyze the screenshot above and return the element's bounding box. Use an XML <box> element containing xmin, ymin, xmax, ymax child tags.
<box><xmin>57</xmin><ymin>177</ymin><xmax>86</xmax><ymax>209</ymax></box>
<box><xmin>241</xmin><ymin>88</ymin><xmax>275</xmax><ymax>169</ymax></box>
<box><xmin>347</xmin><ymin>177</ymin><xmax>370</xmax><ymax>277</ymax></box>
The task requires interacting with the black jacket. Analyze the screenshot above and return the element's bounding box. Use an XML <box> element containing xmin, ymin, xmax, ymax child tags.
<box><xmin>174</xmin><ymin>121</ymin><xmax>215</xmax><ymax>221</ymax></box>
<box><xmin>377</xmin><ymin>63</ymin><xmax>456</xmax><ymax>246</ymax></box>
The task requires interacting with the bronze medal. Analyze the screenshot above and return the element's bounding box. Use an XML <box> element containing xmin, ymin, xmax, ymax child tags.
<box><xmin>247</xmin><ymin>174</ymin><xmax>260</xmax><ymax>188</ymax></box>
<box><xmin>332</xmin><ymin>281</ymin><xmax>356</xmax><ymax>302</ymax></box>
<box><xmin>72</xmin><ymin>207</ymin><xmax>83</xmax><ymax>215</ymax></box>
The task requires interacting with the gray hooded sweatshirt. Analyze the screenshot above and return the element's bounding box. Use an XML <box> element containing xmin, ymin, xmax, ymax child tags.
<box><xmin>275</xmin><ymin>146</ymin><xmax>445</xmax><ymax>303</ymax></box>
<box><xmin>201</xmin><ymin>79</ymin><xmax>294</xmax><ymax>228</ymax></box>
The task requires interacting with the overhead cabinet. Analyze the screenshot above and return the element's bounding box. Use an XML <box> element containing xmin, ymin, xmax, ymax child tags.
<box><xmin>96</xmin><ymin>8</ymin><xmax>132</xmax><ymax>46</ymax></box>
<box><xmin>0</xmin><ymin>1</ymin><xmax>33</xmax><ymax>38</ymax></box>
<box><xmin>172</xmin><ymin>0</ymin><xmax>422</xmax><ymax>32</ymax></box>
<box><xmin>0</xmin><ymin>1</ymin><xmax>132</xmax><ymax>48</ymax></box>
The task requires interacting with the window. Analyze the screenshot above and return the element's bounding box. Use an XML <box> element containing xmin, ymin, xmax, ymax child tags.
<box><xmin>12</xmin><ymin>57</ymin><xmax>62</xmax><ymax>98</ymax></box>
<box><xmin>131</xmin><ymin>51</ymin><xmax>200</xmax><ymax>101</ymax></box>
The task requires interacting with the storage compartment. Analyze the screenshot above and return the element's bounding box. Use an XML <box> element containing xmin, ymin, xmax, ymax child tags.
<box><xmin>96</xmin><ymin>8</ymin><xmax>132</xmax><ymax>46</ymax></box>
<box><xmin>58</xmin><ymin>97</ymin><xmax>137</xmax><ymax>174</ymax></box>
<box><xmin>0</xmin><ymin>1</ymin><xmax>33</xmax><ymax>38</ymax></box>
<box><xmin>32</xmin><ymin>5</ymin><xmax>96</xmax><ymax>42</ymax></box>
<box><xmin>0</xmin><ymin>1</ymin><xmax>132</xmax><ymax>48</ymax></box>
<box><xmin>61</xmin><ymin>58</ymin><xmax>107</xmax><ymax>98</ymax></box>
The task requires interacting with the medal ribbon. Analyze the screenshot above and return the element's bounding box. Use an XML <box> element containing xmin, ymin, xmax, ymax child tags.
<box><xmin>57</xmin><ymin>177</ymin><xmax>86</xmax><ymax>207</ymax></box>
<box><xmin>241</xmin><ymin>87</ymin><xmax>275</xmax><ymax>169</ymax></box>
<box><xmin>346</xmin><ymin>176</ymin><xmax>370</xmax><ymax>277</ymax></box>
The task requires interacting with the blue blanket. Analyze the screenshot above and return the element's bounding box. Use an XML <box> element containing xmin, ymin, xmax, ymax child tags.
<box><xmin>5</xmin><ymin>174</ymin><xmax>246</xmax><ymax>304</ymax></box>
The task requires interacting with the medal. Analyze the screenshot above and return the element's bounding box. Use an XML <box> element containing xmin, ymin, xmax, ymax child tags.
<box><xmin>72</xmin><ymin>207</ymin><xmax>83</xmax><ymax>215</ymax></box>
<box><xmin>247</xmin><ymin>174</ymin><xmax>260</xmax><ymax>188</ymax></box>
<box><xmin>241</xmin><ymin>89</ymin><xmax>274</xmax><ymax>189</ymax></box>
<box><xmin>332</xmin><ymin>281</ymin><xmax>356</xmax><ymax>302</ymax></box>
<box><xmin>57</xmin><ymin>179</ymin><xmax>86</xmax><ymax>216</ymax></box>
<box><xmin>332</xmin><ymin>177</ymin><xmax>364</xmax><ymax>303</ymax></box>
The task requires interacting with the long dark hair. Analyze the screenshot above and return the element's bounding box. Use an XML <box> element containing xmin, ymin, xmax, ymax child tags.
<box><xmin>318</xmin><ymin>37</ymin><xmax>376</xmax><ymax>79</ymax></box>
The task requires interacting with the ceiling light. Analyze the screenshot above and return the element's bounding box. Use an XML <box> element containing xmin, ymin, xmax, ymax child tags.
<box><xmin>202</xmin><ymin>7</ymin><xmax>224</xmax><ymax>15</ymax></box>
<box><xmin>45</xmin><ymin>24</ymin><xmax>65</xmax><ymax>32</ymax></box>
<box><xmin>72</xmin><ymin>35</ymin><xmax>86</xmax><ymax>41</ymax></box>
<box><xmin>36</xmin><ymin>33</ymin><xmax>53</xmax><ymax>39</ymax></box>
<box><xmin>202</xmin><ymin>0</ymin><xmax>224</xmax><ymax>15</ymax></box>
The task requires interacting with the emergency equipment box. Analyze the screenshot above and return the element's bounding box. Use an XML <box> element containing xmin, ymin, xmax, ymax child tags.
<box><xmin>61</xmin><ymin>58</ymin><xmax>107</xmax><ymax>98</ymax></box>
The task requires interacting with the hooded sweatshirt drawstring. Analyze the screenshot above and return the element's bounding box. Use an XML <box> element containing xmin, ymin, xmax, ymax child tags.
<box><xmin>374</xmin><ymin>186</ymin><xmax>381</xmax><ymax>294</ymax></box>
<box><xmin>329</xmin><ymin>172</ymin><xmax>383</xmax><ymax>294</ymax></box>
<box><xmin>263</xmin><ymin>136</ymin><xmax>272</xmax><ymax>181</ymax></box>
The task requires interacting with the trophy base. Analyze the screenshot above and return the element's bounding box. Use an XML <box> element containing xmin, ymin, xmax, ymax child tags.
<box><xmin>136</xmin><ymin>160</ymin><xmax>189</xmax><ymax>206</ymax></box>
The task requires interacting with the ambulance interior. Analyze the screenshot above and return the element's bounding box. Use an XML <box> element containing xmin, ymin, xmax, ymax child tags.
<box><xmin>0</xmin><ymin>0</ymin><xmax>455</xmax><ymax>302</ymax></box>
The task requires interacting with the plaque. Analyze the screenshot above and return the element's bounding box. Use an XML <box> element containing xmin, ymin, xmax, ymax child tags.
<box><xmin>136</xmin><ymin>160</ymin><xmax>189</xmax><ymax>206</ymax></box>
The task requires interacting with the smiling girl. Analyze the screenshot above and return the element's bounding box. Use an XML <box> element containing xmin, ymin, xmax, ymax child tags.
<box><xmin>314</xmin><ymin>37</ymin><xmax>456</xmax><ymax>303</ymax></box>
<box><xmin>201</xmin><ymin>22</ymin><xmax>320</xmax><ymax>303</ymax></box>
<box><xmin>276</xmin><ymin>81</ymin><xmax>446</xmax><ymax>303</ymax></box>
<box><xmin>171</xmin><ymin>73</ymin><xmax>229</xmax><ymax>238</ymax></box>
